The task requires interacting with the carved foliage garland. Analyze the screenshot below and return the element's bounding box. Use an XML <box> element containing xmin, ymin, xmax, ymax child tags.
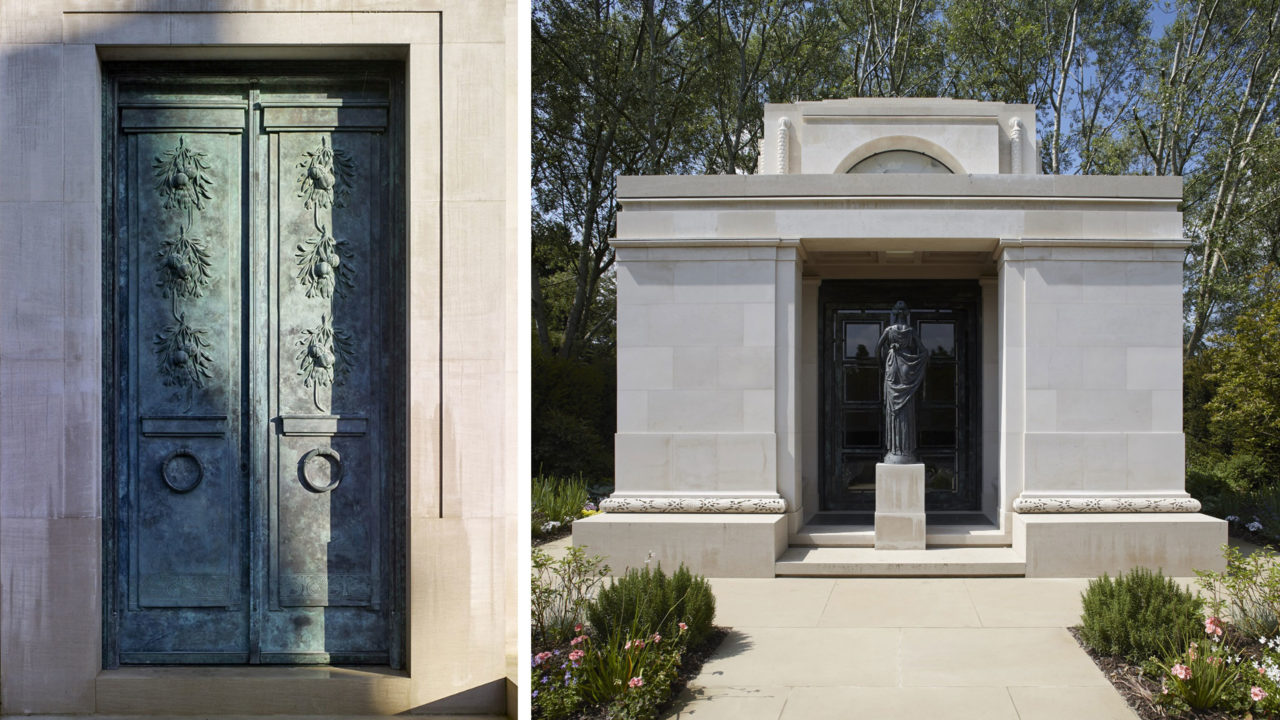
<box><xmin>151</xmin><ymin>135</ymin><xmax>216</xmax><ymax>403</ymax></box>
<box><xmin>297</xmin><ymin>137</ymin><xmax>355</xmax><ymax>210</ymax></box>
<box><xmin>293</xmin><ymin>136</ymin><xmax>361</xmax><ymax>412</ymax></box>
<box><xmin>598</xmin><ymin>497</ymin><xmax>789</xmax><ymax>513</ymax></box>
<box><xmin>153</xmin><ymin>314</ymin><xmax>214</xmax><ymax>389</ymax></box>
<box><xmin>1012</xmin><ymin>496</ymin><xmax>1203</xmax><ymax>513</ymax></box>
<box><xmin>156</xmin><ymin>225</ymin><xmax>214</xmax><ymax>299</ymax></box>
<box><xmin>295</xmin><ymin>231</ymin><xmax>354</xmax><ymax>299</ymax></box>
<box><xmin>153</xmin><ymin>136</ymin><xmax>215</xmax><ymax>217</ymax></box>
<box><xmin>295</xmin><ymin>313</ymin><xmax>354</xmax><ymax>411</ymax></box>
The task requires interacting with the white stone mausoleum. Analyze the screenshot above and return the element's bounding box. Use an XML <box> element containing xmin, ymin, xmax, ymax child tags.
<box><xmin>575</xmin><ymin>98</ymin><xmax>1227</xmax><ymax>578</ymax></box>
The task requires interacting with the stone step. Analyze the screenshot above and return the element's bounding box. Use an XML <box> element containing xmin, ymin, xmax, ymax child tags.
<box><xmin>775</xmin><ymin>546</ymin><xmax>1026</xmax><ymax>577</ymax></box>
<box><xmin>792</xmin><ymin>524</ymin><xmax>1012</xmax><ymax>548</ymax></box>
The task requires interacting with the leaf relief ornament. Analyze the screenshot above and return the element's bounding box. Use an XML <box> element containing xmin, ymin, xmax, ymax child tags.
<box><xmin>154</xmin><ymin>314</ymin><xmax>214</xmax><ymax>390</ymax></box>
<box><xmin>295</xmin><ymin>227</ymin><xmax>354</xmax><ymax>299</ymax></box>
<box><xmin>153</xmin><ymin>136</ymin><xmax>215</xmax><ymax>217</ymax></box>
<box><xmin>297</xmin><ymin>137</ymin><xmax>356</xmax><ymax>209</ymax></box>
<box><xmin>156</xmin><ymin>225</ymin><xmax>214</xmax><ymax>299</ymax></box>
<box><xmin>296</xmin><ymin>314</ymin><xmax>354</xmax><ymax>411</ymax></box>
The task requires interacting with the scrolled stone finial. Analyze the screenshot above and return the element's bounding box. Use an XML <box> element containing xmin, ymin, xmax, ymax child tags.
<box><xmin>1009</xmin><ymin>117</ymin><xmax>1024</xmax><ymax>174</ymax></box>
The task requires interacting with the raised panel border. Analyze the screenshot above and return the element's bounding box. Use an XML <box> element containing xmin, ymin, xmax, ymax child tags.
<box><xmin>140</xmin><ymin>415</ymin><xmax>228</xmax><ymax>437</ymax></box>
<box><xmin>120</xmin><ymin>105</ymin><xmax>246</xmax><ymax>133</ymax></box>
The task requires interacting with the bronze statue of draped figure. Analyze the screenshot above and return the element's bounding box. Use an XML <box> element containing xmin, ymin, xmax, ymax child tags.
<box><xmin>878</xmin><ymin>301</ymin><xmax>928</xmax><ymax>464</ymax></box>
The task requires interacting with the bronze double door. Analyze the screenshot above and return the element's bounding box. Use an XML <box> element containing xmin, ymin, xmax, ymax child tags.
<box><xmin>105</xmin><ymin>66</ymin><xmax>404</xmax><ymax>666</ymax></box>
<box><xmin>821</xmin><ymin>280</ymin><xmax>982</xmax><ymax>516</ymax></box>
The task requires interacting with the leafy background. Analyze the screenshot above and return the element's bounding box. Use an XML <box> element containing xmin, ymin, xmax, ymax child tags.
<box><xmin>532</xmin><ymin>0</ymin><xmax>1280</xmax><ymax>489</ymax></box>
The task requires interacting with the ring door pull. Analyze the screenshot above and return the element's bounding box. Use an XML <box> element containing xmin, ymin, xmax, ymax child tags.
<box><xmin>161</xmin><ymin>449</ymin><xmax>204</xmax><ymax>493</ymax></box>
<box><xmin>298</xmin><ymin>447</ymin><xmax>343</xmax><ymax>493</ymax></box>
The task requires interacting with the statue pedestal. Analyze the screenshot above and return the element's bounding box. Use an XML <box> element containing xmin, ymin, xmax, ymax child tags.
<box><xmin>875</xmin><ymin>463</ymin><xmax>926</xmax><ymax>550</ymax></box>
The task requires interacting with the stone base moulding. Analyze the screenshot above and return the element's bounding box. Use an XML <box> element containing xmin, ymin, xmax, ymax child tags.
<box><xmin>599</xmin><ymin>496</ymin><xmax>788</xmax><ymax>513</ymax></box>
<box><xmin>1013</xmin><ymin>496</ymin><xmax>1202</xmax><ymax>513</ymax></box>
<box><xmin>572</xmin><ymin>513</ymin><xmax>788</xmax><ymax>577</ymax></box>
<box><xmin>1015</xmin><ymin>513</ymin><xmax>1227</xmax><ymax>577</ymax></box>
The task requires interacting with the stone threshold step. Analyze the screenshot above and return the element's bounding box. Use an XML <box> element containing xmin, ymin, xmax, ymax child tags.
<box><xmin>775</xmin><ymin>546</ymin><xmax>1026</xmax><ymax>577</ymax></box>
<box><xmin>792</xmin><ymin>523</ymin><xmax>1011</xmax><ymax>547</ymax></box>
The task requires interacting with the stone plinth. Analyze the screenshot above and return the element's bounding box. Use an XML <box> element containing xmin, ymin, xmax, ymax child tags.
<box><xmin>573</xmin><ymin>513</ymin><xmax>788</xmax><ymax>578</ymax></box>
<box><xmin>875</xmin><ymin>463</ymin><xmax>926</xmax><ymax>550</ymax></box>
<box><xmin>1015</xmin><ymin>513</ymin><xmax>1227</xmax><ymax>577</ymax></box>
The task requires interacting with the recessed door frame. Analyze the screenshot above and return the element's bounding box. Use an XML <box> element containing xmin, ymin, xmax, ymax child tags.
<box><xmin>101</xmin><ymin>61</ymin><xmax>407</xmax><ymax>669</ymax></box>
<box><xmin>818</xmin><ymin>279</ymin><xmax>983</xmax><ymax>517</ymax></box>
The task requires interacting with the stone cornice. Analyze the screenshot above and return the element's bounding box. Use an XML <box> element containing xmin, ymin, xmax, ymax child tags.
<box><xmin>617</xmin><ymin>174</ymin><xmax>1183</xmax><ymax>202</ymax></box>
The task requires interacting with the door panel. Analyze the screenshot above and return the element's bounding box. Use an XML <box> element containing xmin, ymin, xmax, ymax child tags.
<box><xmin>260</xmin><ymin>107</ymin><xmax>391</xmax><ymax>662</ymax></box>
<box><xmin>117</xmin><ymin>97</ymin><xmax>249</xmax><ymax>663</ymax></box>
<box><xmin>108</xmin><ymin>67</ymin><xmax>402</xmax><ymax>667</ymax></box>
<box><xmin>820</xmin><ymin>281</ymin><xmax>982</xmax><ymax>515</ymax></box>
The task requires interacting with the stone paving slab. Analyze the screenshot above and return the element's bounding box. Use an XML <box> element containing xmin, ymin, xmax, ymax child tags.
<box><xmin>662</xmin><ymin>575</ymin><xmax>1171</xmax><ymax>719</ymax></box>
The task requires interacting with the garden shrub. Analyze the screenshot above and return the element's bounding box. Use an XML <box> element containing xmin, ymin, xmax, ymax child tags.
<box><xmin>587</xmin><ymin>563</ymin><xmax>716</xmax><ymax>649</ymax></box>
<box><xmin>1197</xmin><ymin>544</ymin><xmax>1280</xmax><ymax>640</ymax></box>
<box><xmin>1217</xmin><ymin>453</ymin><xmax>1274</xmax><ymax>495</ymax></box>
<box><xmin>532</xmin><ymin>546</ymin><xmax>611</xmax><ymax>646</ymax></box>
<box><xmin>1079</xmin><ymin>567</ymin><xmax>1204</xmax><ymax>663</ymax></box>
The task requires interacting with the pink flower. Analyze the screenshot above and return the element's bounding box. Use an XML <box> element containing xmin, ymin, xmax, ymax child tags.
<box><xmin>574</xmin><ymin>623</ymin><xmax>583</xmax><ymax>632</ymax></box>
<box><xmin>568</xmin><ymin>649</ymin><xmax>584</xmax><ymax>664</ymax></box>
<box><xmin>1188</xmin><ymin>643</ymin><xmax>1198</xmax><ymax>660</ymax></box>
<box><xmin>570</xmin><ymin>634</ymin><xmax>589</xmax><ymax>646</ymax></box>
<box><xmin>1205</xmin><ymin>617</ymin><xmax>1224</xmax><ymax>637</ymax></box>
<box><xmin>678</xmin><ymin>622</ymin><xmax>688</xmax><ymax>632</ymax></box>
<box><xmin>652</xmin><ymin>633</ymin><xmax>662</xmax><ymax>643</ymax></box>
<box><xmin>1208</xmin><ymin>656</ymin><xmax>1223</xmax><ymax>667</ymax></box>
<box><xmin>1253</xmin><ymin>686</ymin><xmax>1268</xmax><ymax>702</ymax></box>
<box><xmin>532</xmin><ymin>651</ymin><xmax>554</xmax><ymax>667</ymax></box>
<box><xmin>628</xmin><ymin>677</ymin><xmax>644</xmax><ymax>689</ymax></box>
<box><xmin>1172</xmin><ymin>664</ymin><xmax>1192</xmax><ymax>681</ymax></box>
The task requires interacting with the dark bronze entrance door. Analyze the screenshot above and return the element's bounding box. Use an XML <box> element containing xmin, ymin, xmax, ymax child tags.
<box><xmin>820</xmin><ymin>281</ymin><xmax>981</xmax><ymax>515</ymax></box>
<box><xmin>105</xmin><ymin>67</ymin><xmax>403</xmax><ymax>666</ymax></box>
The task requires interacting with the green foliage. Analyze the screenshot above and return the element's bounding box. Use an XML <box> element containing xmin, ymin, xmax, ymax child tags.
<box><xmin>532</xmin><ymin>546</ymin><xmax>611</xmax><ymax>647</ymax></box>
<box><xmin>532</xmin><ymin>345</ymin><xmax>615</xmax><ymax>481</ymax></box>
<box><xmin>1197</xmin><ymin>544</ymin><xmax>1280</xmax><ymax>641</ymax></box>
<box><xmin>1206</xmin><ymin>269</ymin><xmax>1280</xmax><ymax>473</ymax></box>
<box><xmin>533</xmin><ymin>474</ymin><xmax>592</xmax><ymax>537</ymax></box>
<box><xmin>587</xmin><ymin>563</ymin><xmax>716</xmax><ymax>650</ymax></box>
<box><xmin>1079</xmin><ymin>567</ymin><xmax>1205</xmax><ymax>664</ymax></box>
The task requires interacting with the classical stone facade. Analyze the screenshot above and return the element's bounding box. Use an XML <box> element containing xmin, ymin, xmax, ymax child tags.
<box><xmin>0</xmin><ymin>2</ymin><xmax>516</xmax><ymax>716</ymax></box>
<box><xmin>575</xmin><ymin>98</ymin><xmax>1227</xmax><ymax>579</ymax></box>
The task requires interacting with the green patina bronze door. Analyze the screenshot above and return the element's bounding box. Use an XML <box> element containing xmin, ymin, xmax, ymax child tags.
<box><xmin>820</xmin><ymin>281</ymin><xmax>982</xmax><ymax>517</ymax></box>
<box><xmin>105</xmin><ymin>66</ymin><xmax>404</xmax><ymax>666</ymax></box>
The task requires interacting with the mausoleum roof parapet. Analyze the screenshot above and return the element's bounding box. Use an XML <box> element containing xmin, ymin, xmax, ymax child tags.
<box><xmin>762</xmin><ymin>97</ymin><xmax>1038</xmax><ymax>176</ymax></box>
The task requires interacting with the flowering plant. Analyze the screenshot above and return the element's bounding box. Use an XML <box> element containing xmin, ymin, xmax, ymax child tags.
<box><xmin>573</xmin><ymin>622</ymin><xmax>688</xmax><ymax>720</ymax></box>
<box><xmin>531</xmin><ymin>647</ymin><xmax>583</xmax><ymax>720</ymax></box>
<box><xmin>1154</xmin><ymin>635</ymin><xmax>1244</xmax><ymax>712</ymax></box>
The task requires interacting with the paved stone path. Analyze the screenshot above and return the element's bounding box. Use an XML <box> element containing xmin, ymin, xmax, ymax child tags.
<box><xmin>664</xmin><ymin>575</ymin><xmax>1143</xmax><ymax>719</ymax></box>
